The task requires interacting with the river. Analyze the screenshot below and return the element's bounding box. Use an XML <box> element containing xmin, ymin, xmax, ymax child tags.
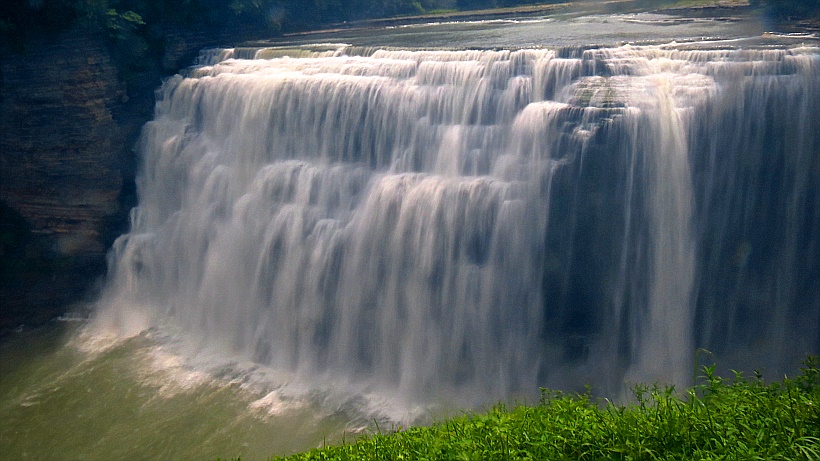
<box><xmin>2</xmin><ymin>8</ymin><xmax>818</xmax><ymax>461</ymax></box>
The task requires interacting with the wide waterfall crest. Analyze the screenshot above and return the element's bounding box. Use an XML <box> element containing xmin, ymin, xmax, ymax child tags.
<box><xmin>97</xmin><ymin>43</ymin><xmax>820</xmax><ymax>406</ymax></box>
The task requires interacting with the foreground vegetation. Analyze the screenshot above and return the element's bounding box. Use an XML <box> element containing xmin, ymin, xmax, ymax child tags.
<box><xmin>260</xmin><ymin>358</ymin><xmax>820</xmax><ymax>460</ymax></box>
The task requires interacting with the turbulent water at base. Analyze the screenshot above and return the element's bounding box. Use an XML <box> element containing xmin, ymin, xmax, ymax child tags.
<box><xmin>0</xmin><ymin>323</ymin><xmax>355</xmax><ymax>460</ymax></box>
<box><xmin>3</xmin><ymin>12</ymin><xmax>820</xmax><ymax>461</ymax></box>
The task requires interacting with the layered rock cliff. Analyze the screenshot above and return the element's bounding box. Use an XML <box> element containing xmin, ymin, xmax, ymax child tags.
<box><xmin>0</xmin><ymin>24</ymin><xmax>264</xmax><ymax>332</ymax></box>
<box><xmin>1</xmin><ymin>30</ymin><xmax>122</xmax><ymax>329</ymax></box>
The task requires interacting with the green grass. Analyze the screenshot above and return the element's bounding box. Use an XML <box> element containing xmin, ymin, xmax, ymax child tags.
<box><xmin>423</xmin><ymin>9</ymin><xmax>460</xmax><ymax>15</ymax></box>
<box><xmin>259</xmin><ymin>356</ymin><xmax>820</xmax><ymax>461</ymax></box>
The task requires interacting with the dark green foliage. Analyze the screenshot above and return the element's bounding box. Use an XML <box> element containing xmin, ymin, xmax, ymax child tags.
<box><xmin>755</xmin><ymin>0</ymin><xmax>820</xmax><ymax>18</ymax></box>
<box><xmin>457</xmin><ymin>0</ymin><xmax>497</xmax><ymax>11</ymax></box>
<box><xmin>1</xmin><ymin>0</ymin><xmax>603</xmax><ymax>44</ymax></box>
<box><xmin>105</xmin><ymin>8</ymin><xmax>144</xmax><ymax>38</ymax></box>
<box><xmin>0</xmin><ymin>0</ymin><xmax>274</xmax><ymax>47</ymax></box>
<box><xmin>271</xmin><ymin>357</ymin><xmax>820</xmax><ymax>460</ymax></box>
<box><xmin>276</xmin><ymin>0</ymin><xmax>440</xmax><ymax>29</ymax></box>
<box><xmin>4</xmin><ymin>0</ymin><xmax>819</xmax><ymax>62</ymax></box>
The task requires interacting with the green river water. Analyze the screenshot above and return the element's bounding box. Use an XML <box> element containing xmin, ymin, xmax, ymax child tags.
<box><xmin>2</xmin><ymin>7</ymin><xmax>815</xmax><ymax>461</ymax></box>
<box><xmin>0</xmin><ymin>321</ymin><xmax>359</xmax><ymax>460</ymax></box>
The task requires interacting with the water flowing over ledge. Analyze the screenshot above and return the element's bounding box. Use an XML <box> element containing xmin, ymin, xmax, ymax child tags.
<box><xmin>94</xmin><ymin>41</ymin><xmax>820</xmax><ymax>413</ymax></box>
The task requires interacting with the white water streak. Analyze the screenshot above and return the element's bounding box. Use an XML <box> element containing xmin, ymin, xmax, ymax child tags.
<box><xmin>96</xmin><ymin>44</ymin><xmax>819</xmax><ymax>405</ymax></box>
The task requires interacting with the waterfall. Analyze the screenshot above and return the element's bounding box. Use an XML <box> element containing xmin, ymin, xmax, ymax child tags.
<box><xmin>96</xmin><ymin>43</ymin><xmax>820</xmax><ymax>405</ymax></box>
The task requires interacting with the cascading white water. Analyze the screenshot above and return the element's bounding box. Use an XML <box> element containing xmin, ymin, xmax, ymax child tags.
<box><xmin>96</xmin><ymin>42</ymin><xmax>820</xmax><ymax>407</ymax></box>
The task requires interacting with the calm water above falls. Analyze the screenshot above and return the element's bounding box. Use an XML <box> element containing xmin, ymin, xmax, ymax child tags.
<box><xmin>2</xmin><ymin>12</ymin><xmax>819</xmax><ymax>461</ymax></box>
<box><xmin>261</xmin><ymin>11</ymin><xmax>769</xmax><ymax>48</ymax></box>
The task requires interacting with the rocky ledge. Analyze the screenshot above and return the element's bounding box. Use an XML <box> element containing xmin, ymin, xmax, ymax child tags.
<box><xmin>0</xmin><ymin>24</ymin><xmax>264</xmax><ymax>333</ymax></box>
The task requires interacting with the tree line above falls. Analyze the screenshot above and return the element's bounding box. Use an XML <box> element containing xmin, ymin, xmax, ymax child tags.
<box><xmin>6</xmin><ymin>1</ymin><xmax>820</xmax><ymax>86</ymax></box>
<box><xmin>3</xmin><ymin>1</ymin><xmax>820</xmax><ymax>78</ymax></box>
<box><xmin>0</xmin><ymin>0</ymin><xmax>543</xmax><ymax>41</ymax></box>
<box><xmin>1</xmin><ymin>1</ymin><xmax>818</xmax><ymax>100</ymax></box>
<box><xmin>3</xmin><ymin>0</ymin><xmax>819</xmax><ymax>47</ymax></box>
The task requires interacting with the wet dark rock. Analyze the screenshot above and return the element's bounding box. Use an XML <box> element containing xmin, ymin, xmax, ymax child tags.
<box><xmin>0</xmin><ymin>24</ymin><xmax>265</xmax><ymax>333</ymax></box>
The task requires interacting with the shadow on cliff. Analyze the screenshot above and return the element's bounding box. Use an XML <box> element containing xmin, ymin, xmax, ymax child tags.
<box><xmin>0</xmin><ymin>1</ymin><xmax>279</xmax><ymax>334</ymax></box>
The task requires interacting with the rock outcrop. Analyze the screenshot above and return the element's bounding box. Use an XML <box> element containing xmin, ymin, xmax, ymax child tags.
<box><xmin>1</xmin><ymin>30</ymin><xmax>125</xmax><ymax>258</ymax></box>
<box><xmin>1</xmin><ymin>30</ymin><xmax>127</xmax><ymax>330</ymax></box>
<box><xmin>0</xmin><ymin>23</ymin><xmax>266</xmax><ymax>332</ymax></box>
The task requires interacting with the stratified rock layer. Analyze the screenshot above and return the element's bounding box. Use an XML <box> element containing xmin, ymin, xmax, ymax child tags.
<box><xmin>1</xmin><ymin>30</ymin><xmax>125</xmax><ymax>259</ymax></box>
<box><xmin>0</xmin><ymin>23</ymin><xmax>268</xmax><ymax>331</ymax></box>
<box><xmin>1</xmin><ymin>30</ymin><xmax>127</xmax><ymax>329</ymax></box>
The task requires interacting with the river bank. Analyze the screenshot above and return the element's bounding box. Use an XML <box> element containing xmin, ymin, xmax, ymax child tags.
<box><xmin>278</xmin><ymin>0</ymin><xmax>820</xmax><ymax>43</ymax></box>
<box><xmin>282</xmin><ymin>0</ymin><xmax>754</xmax><ymax>37</ymax></box>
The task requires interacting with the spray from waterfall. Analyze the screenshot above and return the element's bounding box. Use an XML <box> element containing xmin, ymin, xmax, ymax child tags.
<box><xmin>95</xmin><ymin>43</ymin><xmax>820</xmax><ymax>406</ymax></box>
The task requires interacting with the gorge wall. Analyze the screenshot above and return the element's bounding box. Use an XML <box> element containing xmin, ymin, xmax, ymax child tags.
<box><xmin>0</xmin><ymin>25</ymin><xmax>262</xmax><ymax>332</ymax></box>
<box><xmin>1</xmin><ymin>29</ymin><xmax>123</xmax><ymax>329</ymax></box>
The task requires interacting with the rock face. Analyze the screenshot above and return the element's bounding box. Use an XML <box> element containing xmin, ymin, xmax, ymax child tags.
<box><xmin>0</xmin><ymin>23</ymin><xmax>269</xmax><ymax>332</ymax></box>
<box><xmin>1</xmin><ymin>30</ymin><xmax>128</xmax><ymax>330</ymax></box>
<box><xmin>1</xmin><ymin>30</ymin><xmax>125</xmax><ymax>259</ymax></box>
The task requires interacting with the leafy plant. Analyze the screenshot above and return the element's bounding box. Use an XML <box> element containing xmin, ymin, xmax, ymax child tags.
<box><xmin>267</xmin><ymin>356</ymin><xmax>820</xmax><ymax>461</ymax></box>
<box><xmin>105</xmin><ymin>8</ymin><xmax>144</xmax><ymax>41</ymax></box>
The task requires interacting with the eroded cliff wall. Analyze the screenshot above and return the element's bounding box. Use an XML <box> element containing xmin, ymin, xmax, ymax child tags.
<box><xmin>0</xmin><ymin>25</ymin><xmax>260</xmax><ymax>331</ymax></box>
<box><xmin>1</xmin><ymin>30</ymin><xmax>125</xmax><ymax>329</ymax></box>
<box><xmin>2</xmin><ymin>31</ymin><xmax>125</xmax><ymax>257</ymax></box>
